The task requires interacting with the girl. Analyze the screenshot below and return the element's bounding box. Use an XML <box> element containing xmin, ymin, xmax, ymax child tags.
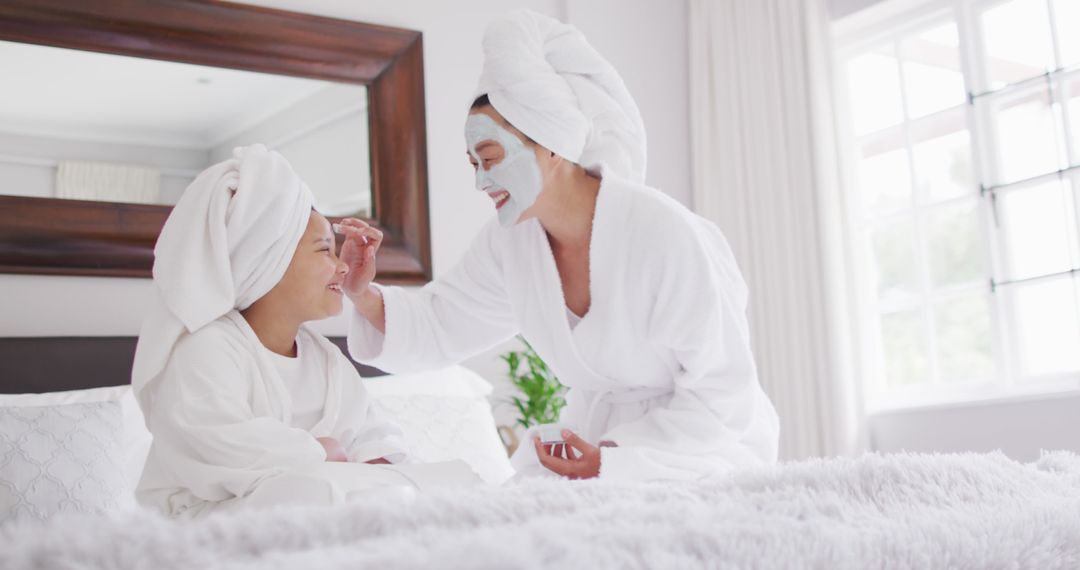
<box><xmin>132</xmin><ymin>145</ymin><xmax>474</xmax><ymax>518</ymax></box>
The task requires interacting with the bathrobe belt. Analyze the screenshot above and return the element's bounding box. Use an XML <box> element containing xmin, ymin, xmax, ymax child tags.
<box><xmin>580</xmin><ymin>386</ymin><xmax>672</xmax><ymax>443</ymax></box>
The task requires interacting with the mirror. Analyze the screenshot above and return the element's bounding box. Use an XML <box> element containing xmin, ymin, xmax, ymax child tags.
<box><xmin>0</xmin><ymin>0</ymin><xmax>431</xmax><ymax>283</ymax></box>
<box><xmin>0</xmin><ymin>40</ymin><xmax>372</xmax><ymax>217</ymax></box>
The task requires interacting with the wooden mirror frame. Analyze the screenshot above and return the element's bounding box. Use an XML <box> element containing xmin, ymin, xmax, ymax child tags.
<box><xmin>0</xmin><ymin>0</ymin><xmax>432</xmax><ymax>284</ymax></box>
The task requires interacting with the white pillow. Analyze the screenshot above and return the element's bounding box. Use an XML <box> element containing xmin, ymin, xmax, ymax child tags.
<box><xmin>364</xmin><ymin>366</ymin><xmax>515</xmax><ymax>485</ymax></box>
<box><xmin>0</xmin><ymin>385</ymin><xmax>128</xmax><ymax>406</ymax></box>
<box><xmin>0</xmin><ymin>400</ymin><xmax>126</xmax><ymax>524</ymax></box>
<box><xmin>0</xmin><ymin>386</ymin><xmax>152</xmax><ymax>503</ymax></box>
<box><xmin>362</xmin><ymin>365</ymin><xmax>494</xmax><ymax>398</ymax></box>
<box><xmin>0</xmin><ymin>364</ymin><xmax>513</xmax><ymax>503</ymax></box>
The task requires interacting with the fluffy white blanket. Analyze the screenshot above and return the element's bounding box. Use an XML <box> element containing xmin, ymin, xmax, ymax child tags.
<box><xmin>4</xmin><ymin>452</ymin><xmax>1080</xmax><ymax>569</ymax></box>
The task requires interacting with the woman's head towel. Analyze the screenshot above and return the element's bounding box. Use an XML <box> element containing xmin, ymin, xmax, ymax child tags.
<box><xmin>131</xmin><ymin>144</ymin><xmax>314</xmax><ymax>417</ymax></box>
<box><xmin>475</xmin><ymin>9</ymin><xmax>647</xmax><ymax>184</ymax></box>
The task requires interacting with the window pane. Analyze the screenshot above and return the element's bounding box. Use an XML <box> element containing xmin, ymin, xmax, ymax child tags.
<box><xmin>880</xmin><ymin>309</ymin><xmax>929</xmax><ymax>386</ymax></box>
<box><xmin>910</xmin><ymin>114</ymin><xmax>976</xmax><ymax>202</ymax></box>
<box><xmin>986</xmin><ymin>88</ymin><xmax>1065</xmax><ymax>184</ymax></box>
<box><xmin>1012</xmin><ymin>277</ymin><xmax>1080</xmax><ymax>377</ymax></box>
<box><xmin>902</xmin><ymin>23</ymin><xmax>966</xmax><ymax>118</ymax></box>
<box><xmin>927</xmin><ymin>201</ymin><xmax>985</xmax><ymax>287</ymax></box>
<box><xmin>859</xmin><ymin>140</ymin><xmax>912</xmax><ymax>211</ymax></box>
<box><xmin>997</xmin><ymin>180</ymin><xmax>1078</xmax><ymax>281</ymax></box>
<box><xmin>847</xmin><ymin>47</ymin><xmax>904</xmax><ymax>135</ymax></box>
<box><xmin>872</xmin><ymin>218</ymin><xmax>920</xmax><ymax>302</ymax></box>
<box><xmin>1053</xmin><ymin>0</ymin><xmax>1080</xmax><ymax>69</ymax></box>
<box><xmin>980</xmin><ymin>0</ymin><xmax>1055</xmax><ymax>89</ymax></box>
<box><xmin>934</xmin><ymin>293</ymin><xmax>994</xmax><ymax>382</ymax></box>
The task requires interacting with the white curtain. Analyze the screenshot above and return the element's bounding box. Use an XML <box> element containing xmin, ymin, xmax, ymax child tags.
<box><xmin>56</xmin><ymin>160</ymin><xmax>161</xmax><ymax>204</ymax></box>
<box><xmin>689</xmin><ymin>0</ymin><xmax>865</xmax><ymax>459</ymax></box>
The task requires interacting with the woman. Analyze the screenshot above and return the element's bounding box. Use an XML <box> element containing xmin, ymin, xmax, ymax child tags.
<box><xmin>339</xmin><ymin>10</ymin><xmax>779</xmax><ymax>482</ymax></box>
<box><xmin>131</xmin><ymin>145</ymin><xmax>476</xmax><ymax>518</ymax></box>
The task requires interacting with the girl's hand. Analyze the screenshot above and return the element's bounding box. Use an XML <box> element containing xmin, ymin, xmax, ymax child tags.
<box><xmin>316</xmin><ymin>436</ymin><xmax>348</xmax><ymax>462</ymax></box>
<box><xmin>336</xmin><ymin>218</ymin><xmax>384</xmax><ymax>299</ymax></box>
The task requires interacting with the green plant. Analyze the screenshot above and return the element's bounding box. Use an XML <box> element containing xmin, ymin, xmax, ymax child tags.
<box><xmin>502</xmin><ymin>338</ymin><xmax>566</xmax><ymax>430</ymax></box>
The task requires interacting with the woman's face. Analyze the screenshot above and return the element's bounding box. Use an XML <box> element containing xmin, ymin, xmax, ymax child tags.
<box><xmin>263</xmin><ymin>211</ymin><xmax>348</xmax><ymax>322</ymax></box>
<box><xmin>466</xmin><ymin>105</ymin><xmax>551</xmax><ymax>226</ymax></box>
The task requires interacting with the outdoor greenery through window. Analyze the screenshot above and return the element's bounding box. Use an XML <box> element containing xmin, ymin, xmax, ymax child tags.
<box><xmin>836</xmin><ymin>0</ymin><xmax>1080</xmax><ymax>409</ymax></box>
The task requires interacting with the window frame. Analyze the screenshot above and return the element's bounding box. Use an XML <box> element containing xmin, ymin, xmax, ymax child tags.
<box><xmin>832</xmin><ymin>0</ymin><xmax>1080</xmax><ymax>412</ymax></box>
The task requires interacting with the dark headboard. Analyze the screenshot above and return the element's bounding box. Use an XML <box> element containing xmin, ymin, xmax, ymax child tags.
<box><xmin>0</xmin><ymin>337</ymin><xmax>385</xmax><ymax>394</ymax></box>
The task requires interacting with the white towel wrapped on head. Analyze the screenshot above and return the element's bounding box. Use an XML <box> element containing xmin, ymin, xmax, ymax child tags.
<box><xmin>131</xmin><ymin>144</ymin><xmax>314</xmax><ymax>418</ymax></box>
<box><xmin>476</xmin><ymin>9</ymin><xmax>647</xmax><ymax>184</ymax></box>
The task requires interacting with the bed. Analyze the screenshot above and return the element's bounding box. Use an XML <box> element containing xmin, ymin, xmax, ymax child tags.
<box><xmin>2</xmin><ymin>337</ymin><xmax>1080</xmax><ymax>569</ymax></box>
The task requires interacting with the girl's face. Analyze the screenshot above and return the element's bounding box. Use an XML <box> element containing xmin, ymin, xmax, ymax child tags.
<box><xmin>262</xmin><ymin>211</ymin><xmax>349</xmax><ymax>322</ymax></box>
<box><xmin>465</xmin><ymin>105</ymin><xmax>551</xmax><ymax>226</ymax></box>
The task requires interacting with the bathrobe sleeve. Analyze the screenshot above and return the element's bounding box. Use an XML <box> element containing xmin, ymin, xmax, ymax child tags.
<box><xmin>597</xmin><ymin>223</ymin><xmax>779</xmax><ymax>481</ymax></box>
<box><xmin>332</xmin><ymin>374</ymin><xmax>409</xmax><ymax>464</ymax></box>
<box><xmin>348</xmin><ymin>221</ymin><xmax>519</xmax><ymax>373</ymax></box>
<box><xmin>147</xmin><ymin>331</ymin><xmax>327</xmax><ymax>502</ymax></box>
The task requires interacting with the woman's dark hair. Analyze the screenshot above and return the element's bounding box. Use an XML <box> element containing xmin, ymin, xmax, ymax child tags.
<box><xmin>469</xmin><ymin>93</ymin><xmax>539</xmax><ymax>146</ymax></box>
<box><xmin>471</xmin><ymin>94</ymin><xmax>492</xmax><ymax>110</ymax></box>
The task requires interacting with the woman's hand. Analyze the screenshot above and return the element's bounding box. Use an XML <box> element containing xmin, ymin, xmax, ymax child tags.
<box><xmin>336</xmin><ymin>218</ymin><xmax>384</xmax><ymax>299</ymax></box>
<box><xmin>534</xmin><ymin>430</ymin><xmax>616</xmax><ymax>480</ymax></box>
<box><xmin>316</xmin><ymin>436</ymin><xmax>348</xmax><ymax>462</ymax></box>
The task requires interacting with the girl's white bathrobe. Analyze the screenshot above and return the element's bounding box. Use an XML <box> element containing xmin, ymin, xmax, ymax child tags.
<box><xmin>137</xmin><ymin>311</ymin><xmax>465</xmax><ymax>518</ymax></box>
<box><xmin>349</xmin><ymin>176</ymin><xmax>780</xmax><ymax>481</ymax></box>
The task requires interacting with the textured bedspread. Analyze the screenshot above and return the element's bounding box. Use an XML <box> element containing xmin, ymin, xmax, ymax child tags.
<box><xmin>4</xmin><ymin>451</ymin><xmax>1080</xmax><ymax>569</ymax></box>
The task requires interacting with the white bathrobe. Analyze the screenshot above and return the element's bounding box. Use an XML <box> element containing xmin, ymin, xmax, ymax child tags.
<box><xmin>349</xmin><ymin>176</ymin><xmax>780</xmax><ymax>481</ymax></box>
<box><xmin>137</xmin><ymin>312</ymin><xmax>430</xmax><ymax>518</ymax></box>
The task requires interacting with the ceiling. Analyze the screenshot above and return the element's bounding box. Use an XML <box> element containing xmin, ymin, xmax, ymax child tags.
<box><xmin>0</xmin><ymin>40</ymin><xmax>357</xmax><ymax>148</ymax></box>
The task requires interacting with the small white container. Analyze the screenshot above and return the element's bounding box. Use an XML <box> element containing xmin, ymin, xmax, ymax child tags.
<box><xmin>537</xmin><ymin>423</ymin><xmax>564</xmax><ymax>444</ymax></box>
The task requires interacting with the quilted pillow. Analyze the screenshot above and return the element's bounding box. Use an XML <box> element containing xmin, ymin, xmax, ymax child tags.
<box><xmin>0</xmin><ymin>386</ymin><xmax>151</xmax><ymax>501</ymax></box>
<box><xmin>364</xmin><ymin>366</ymin><xmax>514</xmax><ymax>485</ymax></box>
<box><xmin>0</xmin><ymin>401</ymin><xmax>126</xmax><ymax>524</ymax></box>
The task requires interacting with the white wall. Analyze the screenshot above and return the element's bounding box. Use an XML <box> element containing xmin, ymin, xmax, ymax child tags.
<box><xmin>0</xmin><ymin>0</ymin><xmax>692</xmax><ymax>427</ymax></box>
<box><xmin>566</xmin><ymin>0</ymin><xmax>690</xmax><ymax>203</ymax></box>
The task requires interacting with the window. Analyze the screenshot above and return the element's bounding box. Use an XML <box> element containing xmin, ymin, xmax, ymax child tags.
<box><xmin>834</xmin><ymin>0</ymin><xmax>1080</xmax><ymax>410</ymax></box>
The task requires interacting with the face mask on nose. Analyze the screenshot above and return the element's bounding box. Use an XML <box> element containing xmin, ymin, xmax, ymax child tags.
<box><xmin>465</xmin><ymin>113</ymin><xmax>543</xmax><ymax>227</ymax></box>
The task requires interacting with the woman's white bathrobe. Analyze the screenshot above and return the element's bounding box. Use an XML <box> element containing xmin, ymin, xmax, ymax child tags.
<box><xmin>349</xmin><ymin>176</ymin><xmax>780</xmax><ymax>481</ymax></box>
<box><xmin>137</xmin><ymin>311</ymin><xmax>424</xmax><ymax>518</ymax></box>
